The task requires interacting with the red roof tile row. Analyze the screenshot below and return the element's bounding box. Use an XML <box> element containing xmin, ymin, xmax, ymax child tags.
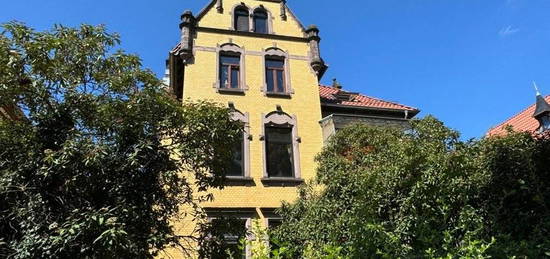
<box><xmin>319</xmin><ymin>85</ymin><xmax>418</xmax><ymax>112</ymax></box>
<box><xmin>487</xmin><ymin>95</ymin><xmax>550</xmax><ymax>136</ymax></box>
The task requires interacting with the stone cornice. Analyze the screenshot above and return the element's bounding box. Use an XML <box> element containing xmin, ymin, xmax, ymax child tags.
<box><xmin>196</xmin><ymin>26</ymin><xmax>308</xmax><ymax>42</ymax></box>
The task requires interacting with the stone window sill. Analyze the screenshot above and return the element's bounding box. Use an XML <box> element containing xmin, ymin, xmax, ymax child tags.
<box><xmin>265</xmin><ymin>91</ymin><xmax>292</xmax><ymax>98</ymax></box>
<box><xmin>261</xmin><ymin>177</ymin><xmax>304</xmax><ymax>187</ymax></box>
<box><xmin>218</xmin><ymin>88</ymin><xmax>246</xmax><ymax>94</ymax></box>
<box><xmin>225</xmin><ymin>176</ymin><xmax>255</xmax><ymax>186</ymax></box>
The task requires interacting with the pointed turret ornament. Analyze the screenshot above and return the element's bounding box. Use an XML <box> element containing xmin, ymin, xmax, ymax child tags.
<box><xmin>533</xmin><ymin>82</ymin><xmax>550</xmax><ymax>132</ymax></box>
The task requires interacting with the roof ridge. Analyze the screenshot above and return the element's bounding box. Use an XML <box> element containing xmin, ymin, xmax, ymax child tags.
<box><xmin>488</xmin><ymin>95</ymin><xmax>550</xmax><ymax>134</ymax></box>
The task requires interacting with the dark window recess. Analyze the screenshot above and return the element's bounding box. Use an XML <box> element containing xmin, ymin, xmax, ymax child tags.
<box><xmin>265</xmin><ymin>58</ymin><xmax>285</xmax><ymax>93</ymax></box>
<box><xmin>220</xmin><ymin>55</ymin><xmax>241</xmax><ymax>89</ymax></box>
<box><xmin>208</xmin><ymin>218</ymin><xmax>247</xmax><ymax>259</ymax></box>
<box><xmin>265</xmin><ymin>127</ymin><xmax>294</xmax><ymax>178</ymax></box>
<box><xmin>542</xmin><ymin>116</ymin><xmax>550</xmax><ymax>131</ymax></box>
<box><xmin>228</xmin><ymin>133</ymin><xmax>245</xmax><ymax>176</ymax></box>
<box><xmin>267</xmin><ymin>219</ymin><xmax>283</xmax><ymax>256</ymax></box>
<box><xmin>234</xmin><ymin>8</ymin><xmax>250</xmax><ymax>32</ymax></box>
<box><xmin>254</xmin><ymin>10</ymin><xmax>268</xmax><ymax>33</ymax></box>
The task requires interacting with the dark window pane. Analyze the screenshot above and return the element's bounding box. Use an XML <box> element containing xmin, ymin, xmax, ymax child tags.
<box><xmin>228</xmin><ymin>134</ymin><xmax>244</xmax><ymax>176</ymax></box>
<box><xmin>265</xmin><ymin>58</ymin><xmax>285</xmax><ymax>93</ymax></box>
<box><xmin>276</xmin><ymin>70</ymin><xmax>284</xmax><ymax>92</ymax></box>
<box><xmin>220</xmin><ymin>54</ymin><xmax>240</xmax><ymax>89</ymax></box>
<box><xmin>265</xmin><ymin>127</ymin><xmax>294</xmax><ymax>178</ymax></box>
<box><xmin>231</xmin><ymin>68</ymin><xmax>240</xmax><ymax>89</ymax></box>
<box><xmin>221</xmin><ymin>55</ymin><xmax>240</xmax><ymax>65</ymax></box>
<box><xmin>235</xmin><ymin>9</ymin><xmax>249</xmax><ymax>32</ymax></box>
<box><xmin>220</xmin><ymin>64</ymin><xmax>229</xmax><ymax>88</ymax></box>
<box><xmin>208</xmin><ymin>218</ymin><xmax>247</xmax><ymax>259</ymax></box>
<box><xmin>254</xmin><ymin>11</ymin><xmax>268</xmax><ymax>33</ymax></box>
<box><xmin>267</xmin><ymin>219</ymin><xmax>283</xmax><ymax>256</ymax></box>
<box><xmin>542</xmin><ymin>117</ymin><xmax>550</xmax><ymax>130</ymax></box>
<box><xmin>266</xmin><ymin>59</ymin><xmax>284</xmax><ymax>68</ymax></box>
<box><xmin>266</xmin><ymin>68</ymin><xmax>274</xmax><ymax>92</ymax></box>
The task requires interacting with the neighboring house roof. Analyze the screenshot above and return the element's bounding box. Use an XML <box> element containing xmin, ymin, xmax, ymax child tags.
<box><xmin>0</xmin><ymin>105</ymin><xmax>22</xmax><ymax>120</ymax></box>
<box><xmin>319</xmin><ymin>85</ymin><xmax>419</xmax><ymax>113</ymax></box>
<box><xmin>487</xmin><ymin>95</ymin><xmax>550</xmax><ymax>136</ymax></box>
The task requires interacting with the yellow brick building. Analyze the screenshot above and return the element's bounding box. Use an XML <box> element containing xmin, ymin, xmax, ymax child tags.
<box><xmin>164</xmin><ymin>0</ymin><xmax>418</xmax><ymax>257</ymax></box>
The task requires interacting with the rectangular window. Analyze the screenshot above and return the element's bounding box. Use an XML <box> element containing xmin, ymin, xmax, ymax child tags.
<box><xmin>209</xmin><ymin>218</ymin><xmax>247</xmax><ymax>259</ymax></box>
<box><xmin>228</xmin><ymin>133</ymin><xmax>244</xmax><ymax>177</ymax></box>
<box><xmin>265</xmin><ymin>58</ymin><xmax>285</xmax><ymax>93</ymax></box>
<box><xmin>265</xmin><ymin>127</ymin><xmax>294</xmax><ymax>178</ymax></box>
<box><xmin>220</xmin><ymin>55</ymin><xmax>241</xmax><ymax>89</ymax></box>
<box><xmin>267</xmin><ymin>219</ymin><xmax>283</xmax><ymax>256</ymax></box>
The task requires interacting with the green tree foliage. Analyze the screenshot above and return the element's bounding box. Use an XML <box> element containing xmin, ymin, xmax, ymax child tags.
<box><xmin>273</xmin><ymin>117</ymin><xmax>550</xmax><ymax>258</ymax></box>
<box><xmin>0</xmin><ymin>22</ymin><xmax>242</xmax><ymax>258</ymax></box>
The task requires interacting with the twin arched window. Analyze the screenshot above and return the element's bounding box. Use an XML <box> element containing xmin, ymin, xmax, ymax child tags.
<box><xmin>233</xmin><ymin>6</ymin><xmax>269</xmax><ymax>34</ymax></box>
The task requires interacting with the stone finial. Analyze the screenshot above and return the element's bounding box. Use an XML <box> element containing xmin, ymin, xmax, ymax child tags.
<box><xmin>179</xmin><ymin>10</ymin><xmax>196</xmax><ymax>29</ymax></box>
<box><xmin>306</xmin><ymin>25</ymin><xmax>327</xmax><ymax>79</ymax></box>
<box><xmin>332</xmin><ymin>78</ymin><xmax>342</xmax><ymax>89</ymax></box>
<box><xmin>280</xmin><ymin>0</ymin><xmax>287</xmax><ymax>20</ymax></box>
<box><xmin>178</xmin><ymin>11</ymin><xmax>197</xmax><ymax>62</ymax></box>
<box><xmin>216</xmin><ymin>0</ymin><xmax>223</xmax><ymax>13</ymax></box>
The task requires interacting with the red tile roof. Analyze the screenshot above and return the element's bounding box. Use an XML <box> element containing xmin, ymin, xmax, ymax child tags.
<box><xmin>319</xmin><ymin>85</ymin><xmax>419</xmax><ymax>112</ymax></box>
<box><xmin>487</xmin><ymin>95</ymin><xmax>550</xmax><ymax>136</ymax></box>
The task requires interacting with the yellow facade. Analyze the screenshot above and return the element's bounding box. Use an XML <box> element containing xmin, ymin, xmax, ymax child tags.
<box><xmin>164</xmin><ymin>0</ymin><xmax>326</xmax><ymax>257</ymax></box>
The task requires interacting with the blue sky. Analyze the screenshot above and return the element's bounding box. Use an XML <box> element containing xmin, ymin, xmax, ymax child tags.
<box><xmin>2</xmin><ymin>0</ymin><xmax>550</xmax><ymax>139</ymax></box>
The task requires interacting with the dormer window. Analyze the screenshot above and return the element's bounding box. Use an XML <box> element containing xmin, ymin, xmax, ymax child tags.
<box><xmin>234</xmin><ymin>7</ymin><xmax>249</xmax><ymax>32</ymax></box>
<box><xmin>253</xmin><ymin>9</ymin><xmax>268</xmax><ymax>34</ymax></box>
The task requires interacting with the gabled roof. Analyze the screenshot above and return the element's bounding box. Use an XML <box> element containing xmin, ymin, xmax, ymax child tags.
<box><xmin>487</xmin><ymin>95</ymin><xmax>550</xmax><ymax>136</ymax></box>
<box><xmin>319</xmin><ymin>85</ymin><xmax>419</xmax><ymax>113</ymax></box>
<box><xmin>195</xmin><ymin>0</ymin><xmax>307</xmax><ymax>32</ymax></box>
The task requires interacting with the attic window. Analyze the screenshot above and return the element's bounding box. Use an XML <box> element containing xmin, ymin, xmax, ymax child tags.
<box><xmin>334</xmin><ymin>91</ymin><xmax>357</xmax><ymax>102</ymax></box>
<box><xmin>253</xmin><ymin>9</ymin><xmax>268</xmax><ymax>34</ymax></box>
<box><xmin>234</xmin><ymin>7</ymin><xmax>249</xmax><ymax>32</ymax></box>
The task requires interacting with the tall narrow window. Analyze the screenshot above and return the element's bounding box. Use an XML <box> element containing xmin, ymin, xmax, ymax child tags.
<box><xmin>206</xmin><ymin>218</ymin><xmax>248</xmax><ymax>259</ymax></box>
<box><xmin>265</xmin><ymin>58</ymin><xmax>285</xmax><ymax>93</ymax></box>
<box><xmin>253</xmin><ymin>10</ymin><xmax>268</xmax><ymax>33</ymax></box>
<box><xmin>265</xmin><ymin>126</ymin><xmax>294</xmax><ymax>177</ymax></box>
<box><xmin>228</xmin><ymin>133</ymin><xmax>244</xmax><ymax>176</ymax></box>
<box><xmin>234</xmin><ymin>8</ymin><xmax>250</xmax><ymax>32</ymax></box>
<box><xmin>267</xmin><ymin>219</ymin><xmax>283</xmax><ymax>256</ymax></box>
<box><xmin>220</xmin><ymin>54</ymin><xmax>240</xmax><ymax>89</ymax></box>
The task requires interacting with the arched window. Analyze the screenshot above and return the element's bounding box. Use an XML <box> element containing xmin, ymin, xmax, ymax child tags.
<box><xmin>214</xmin><ymin>43</ymin><xmax>247</xmax><ymax>93</ymax></box>
<box><xmin>253</xmin><ymin>9</ymin><xmax>268</xmax><ymax>34</ymax></box>
<box><xmin>262</xmin><ymin>48</ymin><xmax>293</xmax><ymax>96</ymax></box>
<box><xmin>234</xmin><ymin>7</ymin><xmax>250</xmax><ymax>32</ymax></box>
<box><xmin>228</xmin><ymin>107</ymin><xmax>251</xmax><ymax>178</ymax></box>
<box><xmin>261</xmin><ymin>109</ymin><xmax>301</xmax><ymax>180</ymax></box>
